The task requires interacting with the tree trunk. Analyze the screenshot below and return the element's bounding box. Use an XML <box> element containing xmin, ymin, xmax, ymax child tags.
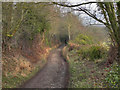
<box><xmin>68</xmin><ymin>24</ymin><xmax>71</xmax><ymax>41</ymax></box>
<box><xmin>116</xmin><ymin>2</ymin><xmax>120</xmax><ymax>65</ymax></box>
<box><xmin>116</xmin><ymin>46</ymin><xmax>120</xmax><ymax>65</ymax></box>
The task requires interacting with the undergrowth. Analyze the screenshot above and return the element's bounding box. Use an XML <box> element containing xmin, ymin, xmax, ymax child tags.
<box><xmin>2</xmin><ymin>54</ymin><xmax>47</xmax><ymax>88</ymax></box>
<box><xmin>2</xmin><ymin>46</ymin><xmax>51</xmax><ymax>88</ymax></box>
<box><xmin>2</xmin><ymin>65</ymin><xmax>40</xmax><ymax>88</ymax></box>
<box><xmin>104</xmin><ymin>63</ymin><xmax>120</xmax><ymax>88</ymax></box>
<box><xmin>63</xmin><ymin>47</ymin><xmax>106</xmax><ymax>88</ymax></box>
<box><xmin>77</xmin><ymin>45</ymin><xmax>107</xmax><ymax>61</ymax></box>
<box><xmin>73</xmin><ymin>34</ymin><xmax>93</xmax><ymax>45</ymax></box>
<box><xmin>62</xmin><ymin>33</ymin><xmax>115</xmax><ymax>88</ymax></box>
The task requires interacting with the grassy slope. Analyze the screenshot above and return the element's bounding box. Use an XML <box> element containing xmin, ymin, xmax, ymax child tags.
<box><xmin>2</xmin><ymin>65</ymin><xmax>40</xmax><ymax>88</ymax></box>
<box><xmin>63</xmin><ymin>46</ymin><xmax>109</xmax><ymax>88</ymax></box>
<box><xmin>2</xmin><ymin>46</ymin><xmax>52</xmax><ymax>88</ymax></box>
<box><xmin>2</xmin><ymin>54</ymin><xmax>46</xmax><ymax>88</ymax></box>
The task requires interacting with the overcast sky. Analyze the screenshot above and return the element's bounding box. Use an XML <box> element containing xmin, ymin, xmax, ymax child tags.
<box><xmin>59</xmin><ymin>1</ymin><xmax>105</xmax><ymax>26</ymax></box>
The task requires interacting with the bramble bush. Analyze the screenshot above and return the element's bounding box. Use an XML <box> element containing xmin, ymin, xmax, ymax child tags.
<box><xmin>74</xmin><ymin>34</ymin><xmax>93</xmax><ymax>45</ymax></box>
<box><xmin>77</xmin><ymin>45</ymin><xmax>107</xmax><ymax>61</ymax></box>
<box><xmin>88</xmin><ymin>45</ymin><xmax>107</xmax><ymax>60</ymax></box>
<box><xmin>73</xmin><ymin>34</ymin><xmax>107</xmax><ymax>61</ymax></box>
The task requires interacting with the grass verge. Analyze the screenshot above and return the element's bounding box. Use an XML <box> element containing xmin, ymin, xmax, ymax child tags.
<box><xmin>63</xmin><ymin>46</ymin><xmax>108</xmax><ymax>88</ymax></box>
<box><xmin>2</xmin><ymin>65</ymin><xmax>40</xmax><ymax>88</ymax></box>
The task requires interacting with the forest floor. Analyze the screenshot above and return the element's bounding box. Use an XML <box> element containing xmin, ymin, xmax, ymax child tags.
<box><xmin>21</xmin><ymin>45</ymin><xmax>69</xmax><ymax>88</ymax></box>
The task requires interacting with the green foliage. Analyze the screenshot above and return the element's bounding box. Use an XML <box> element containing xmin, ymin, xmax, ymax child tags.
<box><xmin>67</xmin><ymin>50</ymin><xmax>93</xmax><ymax>88</ymax></box>
<box><xmin>105</xmin><ymin>63</ymin><xmax>120</xmax><ymax>88</ymax></box>
<box><xmin>64</xmin><ymin>47</ymin><xmax>105</xmax><ymax>88</ymax></box>
<box><xmin>77</xmin><ymin>47</ymin><xmax>89</xmax><ymax>59</ymax></box>
<box><xmin>21</xmin><ymin>4</ymin><xmax>50</xmax><ymax>41</ymax></box>
<box><xmin>74</xmin><ymin>34</ymin><xmax>93</xmax><ymax>45</ymax></box>
<box><xmin>88</xmin><ymin>45</ymin><xmax>107</xmax><ymax>60</ymax></box>
<box><xmin>2</xmin><ymin>2</ymin><xmax>51</xmax><ymax>49</ymax></box>
<box><xmin>77</xmin><ymin>45</ymin><xmax>107</xmax><ymax>61</ymax></box>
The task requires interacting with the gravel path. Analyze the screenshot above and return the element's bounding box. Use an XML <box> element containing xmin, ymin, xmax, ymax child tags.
<box><xmin>21</xmin><ymin>46</ymin><xmax>69</xmax><ymax>88</ymax></box>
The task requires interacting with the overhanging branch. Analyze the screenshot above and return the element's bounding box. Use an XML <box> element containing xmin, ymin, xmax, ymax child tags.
<box><xmin>72</xmin><ymin>7</ymin><xmax>107</xmax><ymax>26</ymax></box>
<box><xmin>53</xmin><ymin>2</ymin><xmax>109</xmax><ymax>26</ymax></box>
<box><xmin>53</xmin><ymin>2</ymin><xmax>97</xmax><ymax>7</ymax></box>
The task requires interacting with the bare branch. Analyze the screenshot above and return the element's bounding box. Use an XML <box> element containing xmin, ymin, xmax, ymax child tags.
<box><xmin>52</xmin><ymin>2</ymin><xmax>97</xmax><ymax>7</ymax></box>
<box><xmin>72</xmin><ymin>7</ymin><xmax>107</xmax><ymax>26</ymax></box>
<box><xmin>53</xmin><ymin>2</ymin><xmax>108</xmax><ymax>26</ymax></box>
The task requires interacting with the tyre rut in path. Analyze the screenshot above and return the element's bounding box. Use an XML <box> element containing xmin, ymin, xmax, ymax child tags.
<box><xmin>21</xmin><ymin>46</ymin><xmax>69</xmax><ymax>88</ymax></box>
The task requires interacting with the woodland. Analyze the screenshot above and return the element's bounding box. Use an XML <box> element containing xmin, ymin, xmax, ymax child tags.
<box><xmin>2</xmin><ymin>1</ymin><xmax>120</xmax><ymax>88</ymax></box>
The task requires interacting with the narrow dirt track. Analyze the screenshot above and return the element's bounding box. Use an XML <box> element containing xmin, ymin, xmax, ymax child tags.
<box><xmin>21</xmin><ymin>45</ymin><xmax>69</xmax><ymax>88</ymax></box>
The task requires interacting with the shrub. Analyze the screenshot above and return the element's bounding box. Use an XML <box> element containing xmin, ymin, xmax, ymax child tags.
<box><xmin>74</xmin><ymin>34</ymin><xmax>93</xmax><ymax>45</ymax></box>
<box><xmin>77</xmin><ymin>45</ymin><xmax>107</xmax><ymax>60</ymax></box>
<box><xmin>88</xmin><ymin>45</ymin><xmax>107</xmax><ymax>60</ymax></box>
<box><xmin>77</xmin><ymin>47</ymin><xmax>89</xmax><ymax>59</ymax></box>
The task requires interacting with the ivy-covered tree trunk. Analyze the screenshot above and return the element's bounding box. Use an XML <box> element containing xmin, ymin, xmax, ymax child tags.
<box><xmin>2</xmin><ymin>3</ymin><xmax>13</xmax><ymax>51</ymax></box>
<box><xmin>101</xmin><ymin>2</ymin><xmax>120</xmax><ymax>65</ymax></box>
<box><xmin>116</xmin><ymin>2</ymin><xmax>120</xmax><ymax>65</ymax></box>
